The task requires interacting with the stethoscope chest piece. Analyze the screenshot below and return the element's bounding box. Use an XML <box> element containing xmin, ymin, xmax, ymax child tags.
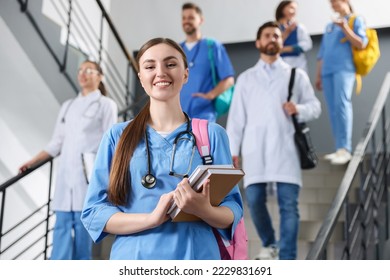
<box><xmin>142</xmin><ymin>112</ymin><xmax>193</xmax><ymax>189</ymax></box>
<box><xmin>141</xmin><ymin>174</ymin><xmax>156</xmax><ymax>189</ymax></box>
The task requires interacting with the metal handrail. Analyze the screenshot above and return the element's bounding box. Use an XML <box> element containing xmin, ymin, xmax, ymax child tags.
<box><xmin>0</xmin><ymin>158</ymin><xmax>54</xmax><ymax>259</ymax></box>
<box><xmin>307</xmin><ymin>73</ymin><xmax>390</xmax><ymax>259</ymax></box>
<box><xmin>118</xmin><ymin>93</ymin><xmax>149</xmax><ymax>118</ymax></box>
<box><xmin>95</xmin><ymin>0</ymin><xmax>138</xmax><ymax>73</ymax></box>
<box><xmin>1</xmin><ymin>0</ymin><xmax>148</xmax><ymax>260</ymax></box>
<box><xmin>17</xmin><ymin>0</ymin><xmax>141</xmax><ymax>116</ymax></box>
<box><xmin>0</xmin><ymin>157</ymin><xmax>53</xmax><ymax>192</ymax></box>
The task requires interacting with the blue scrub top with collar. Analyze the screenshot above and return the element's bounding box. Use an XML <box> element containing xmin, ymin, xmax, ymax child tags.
<box><xmin>81</xmin><ymin>119</ymin><xmax>243</xmax><ymax>260</ymax></box>
<box><xmin>180</xmin><ymin>38</ymin><xmax>235</xmax><ymax>122</ymax></box>
<box><xmin>317</xmin><ymin>14</ymin><xmax>368</xmax><ymax>76</ymax></box>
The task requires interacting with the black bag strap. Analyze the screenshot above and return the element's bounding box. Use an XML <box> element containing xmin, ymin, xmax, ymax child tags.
<box><xmin>287</xmin><ymin>68</ymin><xmax>301</xmax><ymax>132</ymax></box>
<box><xmin>287</xmin><ymin>67</ymin><xmax>296</xmax><ymax>102</ymax></box>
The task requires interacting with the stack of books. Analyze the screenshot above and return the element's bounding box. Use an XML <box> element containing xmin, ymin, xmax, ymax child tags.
<box><xmin>167</xmin><ymin>164</ymin><xmax>245</xmax><ymax>222</ymax></box>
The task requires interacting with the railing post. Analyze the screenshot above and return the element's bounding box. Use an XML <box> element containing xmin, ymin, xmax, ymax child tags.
<box><xmin>0</xmin><ymin>189</ymin><xmax>6</xmax><ymax>255</ymax></box>
<box><xmin>124</xmin><ymin>62</ymin><xmax>132</xmax><ymax>120</ymax></box>
<box><xmin>44</xmin><ymin>160</ymin><xmax>54</xmax><ymax>260</ymax></box>
<box><xmin>343</xmin><ymin>197</ymin><xmax>350</xmax><ymax>259</ymax></box>
<box><xmin>99</xmin><ymin>15</ymin><xmax>104</xmax><ymax>63</ymax></box>
<box><xmin>382</xmin><ymin>107</ymin><xmax>390</xmax><ymax>242</ymax></box>
<box><xmin>20</xmin><ymin>0</ymin><xmax>28</xmax><ymax>12</ymax></box>
<box><xmin>61</xmin><ymin>0</ymin><xmax>73</xmax><ymax>72</ymax></box>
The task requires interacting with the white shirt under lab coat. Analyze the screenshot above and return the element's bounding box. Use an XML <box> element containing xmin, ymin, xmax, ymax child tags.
<box><xmin>226</xmin><ymin>58</ymin><xmax>321</xmax><ymax>188</ymax></box>
<box><xmin>45</xmin><ymin>90</ymin><xmax>118</xmax><ymax>211</ymax></box>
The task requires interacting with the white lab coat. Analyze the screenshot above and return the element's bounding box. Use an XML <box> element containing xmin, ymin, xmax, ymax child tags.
<box><xmin>226</xmin><ymin>58</ymin><xmax>321</xmax><ymax>188</ymax></box>
<box><xmin>45</xmin><ymin>90</ymin><xmax>118</xmax><ymax>211</ymax></box>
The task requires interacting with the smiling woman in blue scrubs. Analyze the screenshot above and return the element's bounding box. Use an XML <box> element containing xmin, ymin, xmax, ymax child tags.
<box><xmin>81</xmin><ymin>38</ymin><xmax>243</xmax><ymax>260</ymax></box>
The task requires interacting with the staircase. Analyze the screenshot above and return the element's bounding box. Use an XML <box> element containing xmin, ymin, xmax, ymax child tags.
<box><xmin>0</xmin><ymin>0</ymin><xmax>84</xmax><ymax>104</ymax></box>
<box><xmin>0</xmin><ymin>0</ymin><xmax>139</xmax><ymax>260</ymax></box>
<box><xmin>245</xmin><ymin>156</ymin><xmax>355</xmax><ymax>260</ymax></box>
<box><xmin>92</xmin><ymin>156</ymin><xmax>352</xmax><ymax>260</ymax></box>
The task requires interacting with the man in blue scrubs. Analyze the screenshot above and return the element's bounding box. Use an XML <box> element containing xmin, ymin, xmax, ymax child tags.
<box><xmin>180</xmin><ymin>2</ymin><xmax>235</xmax><ymax>122</ymax></box>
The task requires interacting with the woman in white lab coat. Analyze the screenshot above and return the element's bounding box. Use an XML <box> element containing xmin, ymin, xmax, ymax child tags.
<box><xmin>276</xmin><ymin>0</ymin><xmax>313</xmax><ymax>73</ymax></box>
<box><xmin>19</xmin><ymin>60</ymin><xmax>118</xmax><ymax>259</ymax></box>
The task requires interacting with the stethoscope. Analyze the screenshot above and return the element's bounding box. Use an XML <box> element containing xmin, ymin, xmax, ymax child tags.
<box><xmin>61</xmin><ymin>96</ymin><xmax>102</xmax><ymax>123</ymax></box>
<box><xmin>141</xmin><ymin>113</ymin><xmax>196</xmax><ymax>189</ymax></box>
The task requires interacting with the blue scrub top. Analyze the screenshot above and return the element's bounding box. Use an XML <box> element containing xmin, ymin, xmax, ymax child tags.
<box><xmin>317</xmin><ymin>15</ymin><xmax>368</xmax><ymax>76</ymax></box>
<box><xmin>180</xmin><ymin>38</ymin><xmax>235</xmax><ymax>122</ymax></box>
<box><xmin>280</xmin><ymin>26</ymin><xmax>301</xmax><ymax>57</ymax></box>
<box><xmin>81</xmin><ymin>119</ymin><xmax>243</xmax><ymax>260</ymax></box>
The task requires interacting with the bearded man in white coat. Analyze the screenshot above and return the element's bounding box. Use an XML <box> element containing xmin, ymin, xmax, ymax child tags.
<box><xmin>226</xmin><ymin>21</ymin><xmax>321</xmax><ymax>260</ymax></box>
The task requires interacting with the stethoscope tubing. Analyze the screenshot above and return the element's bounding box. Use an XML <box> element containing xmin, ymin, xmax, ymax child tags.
<box><xmin>61</xmin><ymin>96</ymin><xmax>102</xmax><ymax>123</ymax></box>
<box><xmin>142</xmin><ymin>113</ymin><xmax>196</xmax><ymax>189</ymax></box>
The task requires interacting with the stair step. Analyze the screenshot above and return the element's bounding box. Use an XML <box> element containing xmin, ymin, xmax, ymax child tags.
<box><xmin>246</xmin><ymin>217</ymin><xmax>343</xmax><ymax>241</ymax></box>
<box><xmin>242</xmin><ymin>156</ymin><xmax>350</xmax><ymax>259</ymax></box>
<box><xmin>247</xmin><ymin>239</ymin><xmax>314</xmax><ymax>260</ymax></box>
<box><xmin>302</xmin><ymin>157</ymin><xmax>349</xmax><ymax>175</ymax></box>
<box><xmin>297</xmin><ymin>240</ymin><xmax>346</xmax><ymax>260</ymax></box>
<box><xmin>247</xmin><ymin>229</ymin><xmax>345</xmax><ymax>260</ymax></box>
<box><xmin>298</xmin><ymin>221</ymin><xmax>344</xmax><ymax>242</ymax></box>
<box><xmin>244</xmin><ymin>202</ymin><xmax>343</xmax><ymax>222</ymax></box>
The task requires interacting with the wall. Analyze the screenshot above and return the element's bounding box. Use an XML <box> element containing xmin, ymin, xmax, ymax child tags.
<box><xmin>0</xmin><ymin>14</ymin><xmax>59</xmax><ymax>259</ymax></box>
<box><xmin>42</xmin><ymin>0</ymin><xmax>111</xmax><ymax>60</ymax></box>
<box><xmin>109</xmin><ymin>0</ymin><xmax>390</xmax><ymax>53</ymax></box>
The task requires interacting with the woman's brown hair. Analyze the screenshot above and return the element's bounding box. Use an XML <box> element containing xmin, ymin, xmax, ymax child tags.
<box><xmin>107</xmin><ymin>38</ymin><xmax>188</xmax><ymax>205</ymax></box>
<box><xmin>275</xmin><ymin>0</ymin><xmax>294</xmax><ymax>22</ymax></box>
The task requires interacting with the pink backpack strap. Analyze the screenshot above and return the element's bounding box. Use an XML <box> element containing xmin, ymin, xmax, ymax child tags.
<box><xmin>192</xmin><ymin>118</ymin><xmax>248</xmax><ymax>260</ymax></box>
<box><xmin>192</xmin><ymin>118</ymin><xmax>213</xmax><ymax>165</ymax></box>
<box><xmin>231</xmin><ymin>218</ymin><xmax>249</xmax><ymax>260</ymax></box>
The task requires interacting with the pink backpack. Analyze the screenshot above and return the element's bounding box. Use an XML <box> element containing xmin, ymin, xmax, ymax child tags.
<box><xmin>192</xmin><ymin>118</ymin><xmax>248</xmax><ymax>260</ymax></box>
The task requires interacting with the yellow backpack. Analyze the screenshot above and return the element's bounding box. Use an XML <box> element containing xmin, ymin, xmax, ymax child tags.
<box><xmin>343</xmin><ymin>14</ymin><xmax>380</xmax><ymax>94</ymax></box>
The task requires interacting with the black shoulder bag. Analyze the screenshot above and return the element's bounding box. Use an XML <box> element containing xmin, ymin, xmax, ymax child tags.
<box><xmin>288</xmin><ymin>68</ymin><xmax>318</xmax><ymax>169</ymax></box>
